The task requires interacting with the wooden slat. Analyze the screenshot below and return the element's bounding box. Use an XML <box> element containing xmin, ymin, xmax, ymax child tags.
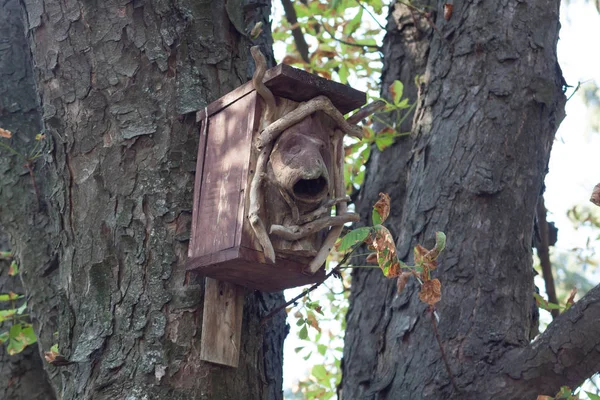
<box><xmin>189</xmin><ymin>118</ymin><xmax>210</xmax><ymax>257</ymax></box>
<box><xmin>200</xmin><ymin>278</ymin><xmax>245</xmax><ymax>367</ymax></box>
<box><xmin>264</xmin><ymin>64</ymin><xmax>366</xmax><ymax>114</ymax></box>
<box><xmin>193</xmin><ymin>94</ymin><xmax>255</xmax><ymax>256</ymax></box>
<box><xmin>196</xmin><ymin>64</ymin><xmax>366</xmax><ymax>122</ymax></box>
<box><xmin>188</xmin><ymin>246</ymin><xmax>326</xmax><ymax>292</ymax></box>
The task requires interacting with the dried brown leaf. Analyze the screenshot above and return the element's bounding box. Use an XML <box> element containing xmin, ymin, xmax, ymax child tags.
<box><xmin>566</xmin><ymin>287</ymin><xmax>577</xmax><ymax>308</ymax></box>
<box><xmin>591</xmin><ymin>183</ymin><xmax>600</xmax><ymax>207</ymax></box>
<box><xmin>306</xmin><ymin>313</ymin><xmax>321</xmax><ymax>332</ymax></box>
<box><xmin>281</xmin><ymin>55</ymin><xmax>303</xmax><ymax>65</ymax></box>
<box><xmin>414</xmin><ymin>244</ymin><xmax>428</xmax><ymax>264</ymax></box>
<box><xmin>443</xmin><ymin>3</ymin><xmax>453</xmax><ymax>21</ymax></box>
<box><xmin>372</xmin><ymin>226</ymin><xmax>401</xmax><ymax>277</ymax></box>
<box><xmin>44</xmin><ymin>350</ymin><xmax>58</xmax><ymax>363</ymax></box>
<box><xmin>396</xmin><ymin>272</ymin><xmax>411</xmax><ymax>294</ymax></box>
<box><xmin>0</xmin><ymin>128</ymin><xmax>12</xmax><ymax>138</ymax></box>
<box><xmin>373</xmin><ymin>192</ymin><xmax>391</xmax><ymax>224</ymax></box>
<box><xmin>419</xmin><ymin>278</ymin><xmax>442</xmax><ymax>305</ymax></box>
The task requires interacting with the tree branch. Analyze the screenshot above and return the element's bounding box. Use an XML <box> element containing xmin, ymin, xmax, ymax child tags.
<box><xmin>320</xmin><ymin>23</ymin><xmax>382</xmax><ymax>51</ymax></box>
<box><xmin>535</xmin><ymin>195</ymin><xmax>559</xmax><ymax>319</ymax></box>
<box><xmin>281</xmin><ymin>0</ymin><xmax>311</xmax><ymax>63</ymax></box>
<box><xmin>497</xmin><ymin>283</ymin><xmax>600</xmax><ymax>399</ymax></box>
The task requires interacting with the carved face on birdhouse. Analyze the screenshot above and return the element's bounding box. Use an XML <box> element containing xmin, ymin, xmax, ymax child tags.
<box><xmin>264</xmin><ymin>113</ymin><xmax>335</xmax><ymax>259</ymax></box>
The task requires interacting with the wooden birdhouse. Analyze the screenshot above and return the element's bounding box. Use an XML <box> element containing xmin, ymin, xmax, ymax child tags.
<box><xmin>187</xmin><ymin>50</ymin><xmax>366</xmax><ymax>293</ymax></box>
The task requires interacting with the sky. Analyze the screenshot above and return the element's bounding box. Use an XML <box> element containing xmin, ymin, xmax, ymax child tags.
<box><xmin>275</xmin><ymin>0</ymin><xmax>600</xmax><ymax>396</ymax></box>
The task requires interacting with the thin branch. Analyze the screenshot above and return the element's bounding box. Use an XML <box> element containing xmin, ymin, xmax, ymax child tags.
<box><xmin>567</xmin><ymin>81</ymin><xmax>582</xmax><ymax>101</ymax></box>
<box><xmin>270</xmin><ymin>213</ymin><xmax>360</xmax><ymax>241</ymax></box>
<box><xmin>261</xmin><ymin>246</ymin><xmax>357</xmax><ymax>325</ymax></box>
<box><xmin>430</xmin><ymin>307</ymin><xmax>461</xmax><ymax>393</ymax></box>
<box><xmin>320</xmin><ymin>22</ymin><xmax>382</xmax><ymax>51</ymax></box>
<box><xmin>347</xmin><ymin>100</ymin><xmax>386</xmax><ymax>124</ymax></box>
<box><xmin>307</xmin><ymin>130</ymin><xmax>346</xmax><ymax>273</ymax></box>
<box><xmin>535</xmin><ymin>195</ymin><xmax>559</xmax><ymax>319</ymax></box>
<box><xmin>260</xmin><ymin>267</ymin><xmax>339</xmax><ymax>325</ymax></box>
<box><xmin>257</xmin><ymin>95</ymin><xmax>363</xmax><ymax>149</ymax></box>
<box><xmin>354</xmin><ymin>0</ymin><xmax>386</xmax><ymax>30</ymax></box>
<box><xmin>281</xmin><ymin>0</ymin><xmax>311</xmax><ymax>63</ymax></box>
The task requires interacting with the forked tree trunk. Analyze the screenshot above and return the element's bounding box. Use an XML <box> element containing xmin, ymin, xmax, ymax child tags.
<box><xmin>1</xmin><ymin>0</ymin><xmax>287</xmax><ymax>398</ymax></box>
<box><xmin>340</xmin><ymin>0</ymin><xmax>596</xmax><ymax>398</ymax></box>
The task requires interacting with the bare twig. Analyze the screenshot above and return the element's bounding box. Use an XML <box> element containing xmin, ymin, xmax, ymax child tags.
<box><xmin>281</xmin><ymin>0</ymin><xmax>311</xmax><ymax>63</ymax></box>
<box><xmin>257</xmin><ymin>95</ymin><xmax>363</xmax><ymax>149</ymax></box>
<box><xmin>320</xmin><ymin>22</ymin><xmax>381</xmax><ymax>51</ymax></box>
<box><xmin>307</xmin><ymin>130</ymin><xmax>348</xmax><ymax>273</ymax></box>
<box><xmin>249</xmin><ymin>46</ymin><xmax>277</xmax><ymax>263</ymax></box>
<box><xmin>347</xmin><ymin>100</ymin><xmax>386</xmax><ymax>124</ymax></box>
<box><xmin>430</xmin><ymin>308</ymin><xmax>460</xmax><ymax>393</ymax></box>
<box><xmin>251</xmin><ymin>46</ymin><xmax>277</xmax><ymax>127</ymax></box>
<box><xmin>535</xmin><ymin>195</ymin><xmax>559</xmax><ymax>319</ymax></box>
<box><xmin>566</xmin><ymin>81</ymin><xmax>583</xmax><ymax>102</ymax></box>
<box><xmin>354</xmin><ymin>0</ymin><xmax>386</xmax><ymax>30</ymax></box>
<box><xmin>270</xmin><ymin>213</ymin><xmax>360</xmax><ymax>241</ymax></box>
<box><xmin>297</xmin><ymin>196</ymin><xmax>351</xmax><ymax>224</ymax></box>
<box><xmin>261</xmin><ymin>246</ymin><xmax>357</xmax><ymax>325</ymax></box>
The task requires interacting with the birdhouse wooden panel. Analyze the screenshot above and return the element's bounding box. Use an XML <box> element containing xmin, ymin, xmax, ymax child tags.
<box><xmin>187</xmin><ymin>63</ymin><xmax>366</xmax><ymax>292</ymax></box>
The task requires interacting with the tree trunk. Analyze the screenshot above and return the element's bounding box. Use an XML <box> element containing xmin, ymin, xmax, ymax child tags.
<box><xmin>340</xmin><ymin>0</ymin><xmax>599</xmax><ymax>398</ymax></box>
<box><xmin>1</xmin><ymin>0</ymin><xmax>287</xmax><ymax>398</ymax></box>
<box><xmin>0</xmin><ymin>1</ymin><xmax>57</xmax><ymax>398</ymax></box>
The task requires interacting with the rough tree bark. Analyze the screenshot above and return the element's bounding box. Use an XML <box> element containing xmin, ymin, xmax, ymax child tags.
<box><xmin>1</xmin><ymin>0</ymin><xmax>288</xmax><ymax>399</ymax></box>
<box><xmin>341</xmin><ymin>0</ymin><xmax>597</xmax><ymax>398</ymax></box>
<box><xmin>0</xmin><ymin>1</ymin><xmax>56</xmax><ymax>398</ymax></box>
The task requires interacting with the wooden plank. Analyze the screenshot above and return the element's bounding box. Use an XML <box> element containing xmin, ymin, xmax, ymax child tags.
<box><xmin>189</xmin><ymin>118</ymin><xmax>210</xmax><ymax>257</ymax></box>
<box><xmin>188</xmin><ymin>246</ymin><xmax>326</xmax><ymax>292</ymax></box>
<box><xmin>196</xmin><ymin>64</ymin><xmax>366</xmax><ymax>122</ymax></box>
<box><xmin>265</xmin><ymin>64</ymin><xmax>366</xmax><ymax>114</ymax></box>
<box><xmin>193</xmin><ymin>94</ymin><xmax>255</xmax><ymax>256</ymax></box>
<box><xmin>200</xmin><ymin>278</ymin><xmax>245</xmax><ymax>367</ymax></box>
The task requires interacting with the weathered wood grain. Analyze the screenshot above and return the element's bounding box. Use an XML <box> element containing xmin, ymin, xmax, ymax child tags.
<box><xmin>200</xmin><ymin>278</ymin><xmax>245</xmax><ymax>367</ymax></box>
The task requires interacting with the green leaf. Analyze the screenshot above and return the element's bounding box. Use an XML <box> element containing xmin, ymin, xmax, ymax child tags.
<box><xmin>585</xmin><ymin>392</ymin><xmax>600</xmax><ymax>400</ymax></box>
<box><xmin>8</xmin><ymin>260</ymin><xmax>18</xmax><ymax>276</ymax></box>
<box><xmin>20</xmin><ymin>324</ymin><xmax>37</xmax><ymax>345</ymax></box>
<box><xmin>317</xmin><ymin>344</ymin><xmax>327</xmax><ymax>355</ymax></box>
<box><xmin>0</xmin><ymin>292</ymin><xmax>23</xmax><ymax>301</ymax></box>
<box><xmin>372</xmin><ymin>208</ymin><xmax>382</xmax><ymax>225</ymax></box>
<box><xmin>343</xmin><ymin>7</ymin><xmax>363</xmax><ymax>36</ymax></box>
<box><xmin>312</xmin><ymin>364</ymin><xmax>328</xmax><ymax>380</ymax></box>
<box><xmin>375</xmin><ymin>134</ymin><xmax>395</xmax><ymax>151</ymax></box>
<box><xmin>338</xmin><ymin>227</ymin><xmax>372</xmax><ymax>251</ymax></box>
<box><xmin>299</xmin><ymin>325</ymin><xmax>308</xmax><ymax>340</ymax></box>
<box><xmin>435</xmin><ymin>232</ymin><xmax>447</xmax><ymax>253</ymax></box>
<box><xmin>50</xmin><ymin>343</ymin><xmax>59</xmax><ymax>353</ymax></box>
<box><xmin>0</xmin><ymin>331</ymin><xmax>8</xmax><ymax>344</ymax></box>
<box><xmin>0</xmin><ymin>309</ymin><xmax>17</xmax><ymax>323</ymax></box>
<box><xmin>296</xmin><ymin>318</ymin><xmax>305</xmax><ymax>327</ymax></box>
<box><xmin>389</xmin><ymin>80</ymin><xmax>404</xmax><ymax>105</ymax></box>
<box><xmin>16</xmin><ymin>302</ymin><xmax>27</xmax><ymax>314</ymax></box>
<box><xmin>0</xmin><ymin>251</ymin><xmax>12</xmax><ymax>259</ymax></box>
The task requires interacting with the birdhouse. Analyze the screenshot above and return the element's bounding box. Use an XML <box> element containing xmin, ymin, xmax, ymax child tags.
<box><xmin>187</xmin><ymin>52</ymin><xmax>366</xmax><ymax>292</ymax></box>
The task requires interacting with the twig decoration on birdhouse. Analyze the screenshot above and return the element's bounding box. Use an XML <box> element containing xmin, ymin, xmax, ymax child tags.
<box><xmin>248</xmin><ymin>46</ymin><xmax>366</xmax><ymax>273</ymax></box>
